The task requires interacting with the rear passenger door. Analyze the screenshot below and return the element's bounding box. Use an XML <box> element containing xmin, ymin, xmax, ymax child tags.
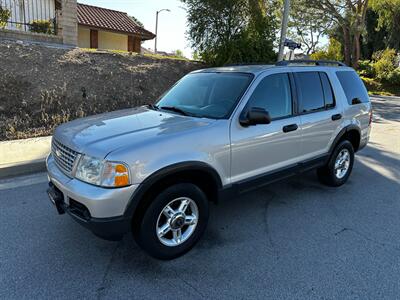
<box><xmin>295</xmin><ymin>71</ymin><xmax>342</xmax><ymax>159</ymax></box>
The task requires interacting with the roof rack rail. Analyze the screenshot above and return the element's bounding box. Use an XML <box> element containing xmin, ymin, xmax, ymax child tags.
<box><xmin>223</xmin><ymin>62</ymin><xmax>266</xmax><ymax>67</ymax></box>
<box><xmin>276</xmin><ymin>60</ymin><xmax>346</xmax><ymax>67</ymax></box>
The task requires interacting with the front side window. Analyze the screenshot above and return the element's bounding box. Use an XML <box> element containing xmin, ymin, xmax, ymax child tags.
<box><xmin>295</xmin><ymin>72</ymin><xmax>325</xmax><ymax>113</ymax></box>
<box><xmin>156</xmin><ymin>72</ymin><xmax>253</xmax><ymax>119</ymax></box>
<box><xmin>246</xmin><ymin>73</ymin><xmax>293</xmax><ymax>119</ymax></box>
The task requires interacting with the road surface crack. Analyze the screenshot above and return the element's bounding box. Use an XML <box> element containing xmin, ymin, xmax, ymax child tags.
<box><xmin>96</xmin><ymin>241</ymin><xmax>121</xmax><ymax>299</ymax></box>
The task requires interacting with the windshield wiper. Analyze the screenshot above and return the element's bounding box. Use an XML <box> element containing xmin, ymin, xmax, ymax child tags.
<box><xmin>159</xmin><ymin>106</ymin><xmax>193</xmax><ymax>116</ymax></box>
<box><xmin>147</xmin><ymin>103</ymin><xmax>159</xmax><ymax>110</ymax></box>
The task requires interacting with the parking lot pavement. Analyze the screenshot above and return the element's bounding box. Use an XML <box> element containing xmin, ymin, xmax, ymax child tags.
<box><xmin>1</xmin><ymin>97</ymin><xmax>399</xmax><ymax>299</ymax></box>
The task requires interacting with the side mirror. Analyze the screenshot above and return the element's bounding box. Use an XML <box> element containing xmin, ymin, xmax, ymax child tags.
<box><xmin>351</xmin><ymin>97</ymin><xmax>362</xmax><ymax>105</ymax></box>
<box><xmin>240</xmin><ymin>107</ymin><xmax>271</xmax><ymax>126</ymax></box>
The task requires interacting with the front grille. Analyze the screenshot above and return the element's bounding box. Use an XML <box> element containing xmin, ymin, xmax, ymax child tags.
<box><xmin>51</xmin><ymin>139</ymin><xmax>79</xmax><ymax>175</ymax></box>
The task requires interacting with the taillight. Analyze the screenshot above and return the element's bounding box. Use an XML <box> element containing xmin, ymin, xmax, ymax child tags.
<box><xmin>369</xmin><ymin>109</ymin><xmax>373</xmax><ymax>126</ymax></box>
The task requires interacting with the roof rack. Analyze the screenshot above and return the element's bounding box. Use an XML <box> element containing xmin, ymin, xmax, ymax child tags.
<box><xmin>276</xmin><ymin>60</ymin><xmax>346</xmax><ymax>67</ymax></box>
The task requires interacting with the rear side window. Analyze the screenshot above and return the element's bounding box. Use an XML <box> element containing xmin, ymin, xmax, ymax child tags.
<box><xmin>336</xmin><ymin>71</ymin><xmax>369</xmax><ymax>104</ymax></box>
<box><xmin>295</xmin><ymin>72</ymin><xmax>325</xmax><ymax>113</ymax></box>
<box><xmin>295</xmin><ymin>71</ymin><xmax>336</xmax><ymax>113</ymax></box>
<box><xmin>320</xmin><ymin>73</ymin><xmax>335</xmax><ymax>108</ymax></box>
<box><xmin>247</xmin><ymin>73</ymin><xmax>292</xmax><ymax>119</ymax></box>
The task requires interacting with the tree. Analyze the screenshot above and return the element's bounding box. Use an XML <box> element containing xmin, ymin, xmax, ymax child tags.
<box><xmin>370</xmin><ymin>0</ymin><xmax>400</xmax><ymax>51</ymax></box>
<box><xmin>181</xmin><ymin>0</ymin><xmax>277</xmax><ymax>66</ymax></box>
<box><xmin>288</xmin><ymin>0</ymin><xmax>332</xmax><ymax>55</ymax></box>
<box><xmin>192</xmin><ymin>51</ymin><xmax>200</xmax><ymax>61</ymax></box>
<box><xmin>310</xmin><ymin>38</ymin><xmax>343</xmax><ymax>61</ymax></box>
<box><xmin>307</xmin><ymin>0</ymin><xmax>369</xmax><ymax>68</ymax></box>
<box><xmin>174</xmin><ymin>49</ymin><xmax>185</xmax><ymax>58</ymax></box>
<box><xmin>361</xmin><ymin>9</ymin><xmax>387</xmax><ymax>59</ymax></box>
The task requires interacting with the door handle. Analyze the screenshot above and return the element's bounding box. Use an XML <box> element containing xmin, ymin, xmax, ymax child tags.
<box><xmin>283</xmin><ymin>124</ymin><xmax>298</xmax><ymax>133</ymax></box>
<box><xmin>331</xmin><ymin>114</ymin><xmax>342</xmax><ymax>121</ymax></box>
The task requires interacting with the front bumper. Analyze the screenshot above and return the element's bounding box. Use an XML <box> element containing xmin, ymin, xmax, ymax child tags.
<box><xmin>46</xmin><ymin>154</ymin><xmax>138</xmax><ymax>240</ymax></box>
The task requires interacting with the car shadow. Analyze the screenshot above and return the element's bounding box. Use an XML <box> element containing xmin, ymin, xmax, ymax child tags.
<box><xmin>86</xmin><ymin>140</ymin><xmax>399</xmax><ymax>298</ymax></box>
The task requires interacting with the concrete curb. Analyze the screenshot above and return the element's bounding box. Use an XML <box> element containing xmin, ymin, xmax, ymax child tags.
<box><xmin>0</xmin><ymin>136</ymin><xmax>51</xmax><ymax>179</ymax></box>
<box><xmin>0</xmin><ymin>159</ymin><xmax>47</xmax><ymax>179</ymax></box>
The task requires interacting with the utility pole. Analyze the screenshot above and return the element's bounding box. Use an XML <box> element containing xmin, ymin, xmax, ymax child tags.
<box><xmin>278</xmin><ymin>0</ymin><xmax>290</xmax><ymax>61</ymax></box>
<box><xmin>154</xmin><ymin>9</ymin><xmax>170</xmax><ymax>53</ymax></box>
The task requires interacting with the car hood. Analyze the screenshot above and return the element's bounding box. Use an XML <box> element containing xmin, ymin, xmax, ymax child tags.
<box><xmin>54</xmin><ymin>107</ymin><xmax>215</xmax><ymax>158</ymax></box>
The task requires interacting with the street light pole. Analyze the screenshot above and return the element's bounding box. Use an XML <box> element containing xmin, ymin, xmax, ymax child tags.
<box><xmin>154</xmin><ymin>9</ymin><xmax>170</xmax><ymax>53</ymax></box>
<box><xmin>278</xmin><ymin>0</ymin><xmax>290</xmax><ymax>61</ymax></box>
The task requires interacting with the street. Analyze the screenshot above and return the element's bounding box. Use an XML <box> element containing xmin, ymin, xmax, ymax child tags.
<box><xmin>0</xmin><ymin>97</ymin><xmax>399</xmax><ymax>299</ymax></box>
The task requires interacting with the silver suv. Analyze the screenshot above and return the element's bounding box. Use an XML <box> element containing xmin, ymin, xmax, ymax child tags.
<box><xmin>47</xmin><ymin>60</ymin><xmax>372</xmax><ymax>259</ymax></box>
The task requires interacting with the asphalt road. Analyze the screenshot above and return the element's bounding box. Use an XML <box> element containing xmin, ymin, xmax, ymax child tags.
<box><xmin>1</xmin><ymin>97</ymin><xmax>399</xmax><ymax>299</ymax></box>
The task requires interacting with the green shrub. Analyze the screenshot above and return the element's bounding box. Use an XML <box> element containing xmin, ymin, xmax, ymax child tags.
<box><xmin>372</xmin><ymin>48</ymin><xmax>397</xmax><ymax>82</ymax></box>
<box><xmin>358</xmin><ymin>60</ymin><xmax>375</xmax><ymax>78</ymax></box>
<box><xmin>28</xmin><ymin>20</ymin><xmax>53</xmax><ymax>34</ymax></box>
<box><xmin>386</xmin><ymin>68</ymin><xmax>400</xmax><ymax>85</ymax></box>
<box><xmin>0</xmin><ymin>6</ymin><xmax>11</xmax><ymax>28</ymax></box>
<box><xmin>310</xmin><ymin>38</ymin><xmax>343</xmax><ymax>62</ymax></box>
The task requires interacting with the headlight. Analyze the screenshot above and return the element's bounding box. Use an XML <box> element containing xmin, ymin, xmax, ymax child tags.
<box><xmin>75</xmin><ymin>155</ymin><xmax>130</xmax><ymax>187</ymax></box>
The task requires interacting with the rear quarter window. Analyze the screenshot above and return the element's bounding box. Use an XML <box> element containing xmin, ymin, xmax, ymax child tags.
<box><xmin>336</xmin><ymin>71</ymin><xmax>369</xmax><ymax>104</ymax></box>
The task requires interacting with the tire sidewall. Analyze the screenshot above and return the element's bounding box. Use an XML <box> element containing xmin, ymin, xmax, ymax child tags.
<box><xmin>327</xmin><ymin>140</ymin><xmax>355</xmax><ymax>186</ymax></box>
<box><xmin>136</xmin><ymin>183</ymin><xmax>209</xmax><ymax>260</ymax></box>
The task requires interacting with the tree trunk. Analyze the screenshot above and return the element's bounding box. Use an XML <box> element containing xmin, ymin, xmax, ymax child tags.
<box><xmin>353</xmin><ymin>33</ymin><xmax>361</xmax><ymax>69</ymax></box>
<box><xmin>342</xmin><ymin>26</ymin><xmax>351</xmax><ymax>66</ymax></box>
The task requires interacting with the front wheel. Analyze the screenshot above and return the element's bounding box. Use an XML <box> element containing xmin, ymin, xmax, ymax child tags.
<box><xmin>134</xmin><ymin>183</ymin><xmax>209</xmax><ymax>260</ymax></box>
<box><xmin>317</xmin><ymin>140</ymin><xmax>355</xmax><ymax>187</ymax></box>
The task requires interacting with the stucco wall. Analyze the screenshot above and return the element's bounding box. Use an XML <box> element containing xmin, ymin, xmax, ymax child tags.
<box><xmin>78</xmin><ymin>27</ymin><xmax>128</xmax><ymax>51</ymax></box>
<box><xmin>77</xmin><ymin>26</ymin><xmax>90</xmax><ymax>48</ymax></box>
<box><xmin>98</xmin><ymin>30</ymin><xmax>127</xmax><ymax>51</ymax></box>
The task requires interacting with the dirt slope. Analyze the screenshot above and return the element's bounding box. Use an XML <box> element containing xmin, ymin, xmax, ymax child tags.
<box><xmin>0</xmin><ymin>41</ymin><xmax>202</xmax><ymax>140</ymax></box>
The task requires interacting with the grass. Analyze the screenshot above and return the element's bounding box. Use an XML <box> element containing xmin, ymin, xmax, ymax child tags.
<box><xmin>143</xmin><ymin>53</ymin><xmax>191</xmax><ymax>61</ymax></box>
<box><xmin>78</xmin><ymin>47</ymin><xmax>191</xmax><ymax>61</ymax></box>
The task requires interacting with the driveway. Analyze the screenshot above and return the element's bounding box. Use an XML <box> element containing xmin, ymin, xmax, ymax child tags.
<box><xmin>0</xmin><ymin>96</ymin><xmax>399</xmax><ymax>299</ymax></box>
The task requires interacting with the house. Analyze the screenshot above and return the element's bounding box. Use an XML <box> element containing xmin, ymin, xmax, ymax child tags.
<box><xmin>0</xmin><ymin>0</ymin><xmax>155</xmax><ymax>53</ymax></box>
<box><xmin>77</xmin><ymin>3</ymin><xmax>155</xmax><ymax>52</ymax></box>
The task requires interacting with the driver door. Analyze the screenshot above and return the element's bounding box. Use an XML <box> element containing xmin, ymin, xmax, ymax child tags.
<box><xmin>230</xmin><ymin>72</ymin><xmax>302</xmax><ymax>183</ymax></box>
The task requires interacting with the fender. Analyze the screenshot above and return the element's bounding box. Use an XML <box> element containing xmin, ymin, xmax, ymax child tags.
<box><xmin>328</xmin><ymin>124</ymin><xmax>361</xmax><ymax>155</ymax></box>
<box><xmin>123</xmin><ymin>161</ymin><xmax>222</xmax><ymax>219</ymax></box>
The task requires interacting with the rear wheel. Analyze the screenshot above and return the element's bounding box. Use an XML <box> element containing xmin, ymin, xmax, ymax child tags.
<box><xmin>317</xmin><ymin>140</ymin><xmax>354</xmax><ymax>187</ymax></box>
<box><xmin>133</xmin><ymin>183</ymin><xmax>209</xmax><ymax>260</ymax></box>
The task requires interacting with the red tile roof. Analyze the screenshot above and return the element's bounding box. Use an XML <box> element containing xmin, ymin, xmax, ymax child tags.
<box><xmin>77</xmin><ymin>3</ymin><xmax>155</xmax><ymax>40</ymax></box>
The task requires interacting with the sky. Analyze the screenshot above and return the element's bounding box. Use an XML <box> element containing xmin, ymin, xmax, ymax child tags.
<box><xmin>79</xmin><ymin>0</ymin><xmax>192</xmax><ymax>57</ymax></box>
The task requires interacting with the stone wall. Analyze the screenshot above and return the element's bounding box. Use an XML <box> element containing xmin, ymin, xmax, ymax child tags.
<box><xmin>60</xmin><ymin>0</ymin><xmax>78</xmax><ymax>46</ymax></box>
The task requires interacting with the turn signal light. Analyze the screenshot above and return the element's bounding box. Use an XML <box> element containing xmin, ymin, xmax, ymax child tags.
<box><xmin>114</xmin><ymin>164</ymin><xmax>129</xmax><ymax>187</ymax></box>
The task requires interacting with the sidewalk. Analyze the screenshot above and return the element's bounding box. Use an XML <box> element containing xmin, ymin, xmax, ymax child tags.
<box><xmin>0</xmin><ymin>136</ymin><xmax>51</xmax><ymax>179</ymax></box>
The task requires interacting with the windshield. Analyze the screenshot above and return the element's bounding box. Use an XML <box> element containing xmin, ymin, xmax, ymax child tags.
<box><xmin>156</xmin><ymin>72</ymin><xmax>254</xmax><ymax>119</ymax></box>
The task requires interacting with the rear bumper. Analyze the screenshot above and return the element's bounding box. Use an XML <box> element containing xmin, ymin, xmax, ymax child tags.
<box><xmin>46</xmin><ymin>154</ymin><xmax>138</xmax><ymax>240</ymax></box>
<box><xmin>359</xmin><ymin>125</ymin><xmax>371</xmax><ymax>151</ymax></box>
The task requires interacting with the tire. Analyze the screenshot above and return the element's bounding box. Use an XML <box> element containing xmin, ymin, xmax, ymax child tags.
<box><xmin>133</xmin><ymin>183</ymin><xmax>209</xmax><ymax>260</ymax></box>
<box><xmin>317</xmin><ymin>140</ymin><xmax>355</xmax><ymax>187</ymax></box>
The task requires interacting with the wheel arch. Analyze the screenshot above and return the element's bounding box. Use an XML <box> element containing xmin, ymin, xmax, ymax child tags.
<box><xmin>124</xmin><ymin>161</ymin><xmax>222</xmax><ymax>226</ymax></box>
<box><xmin>329</xmin><ymin>125</ymin><xmax>361</xmax><ymax>155</ymax></box>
